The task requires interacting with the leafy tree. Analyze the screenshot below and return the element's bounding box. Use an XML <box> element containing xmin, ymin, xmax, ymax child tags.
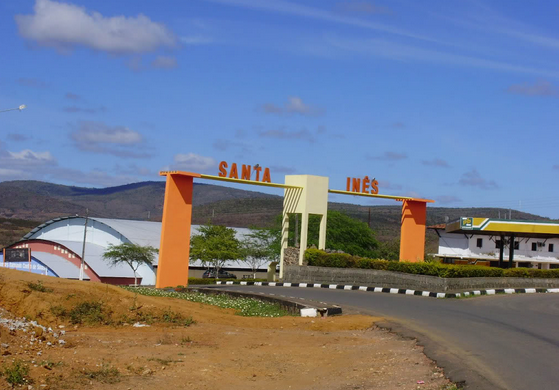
<box><xmin>241</xmin><ymin>228</ymin><xmax>281</xmax><ymax>278</ymax></box>
<box><xmin>376</xmin><ymin>238</ymin><xmax>400</xmax><ymax>261</ymax></box>
<box><xmin>190</xmin><ymin>224</ymin><xmax>241</xmax><ymax>279</ymax></box>
<box><xmin>102</xmin><ymin>243</ymin><xmax>158</xmax><ymax>286</ymax></box>
<box><xmin>276</xmin><ymin>210</ymin><xmax>380</xmax><ymax>258</ymax></box>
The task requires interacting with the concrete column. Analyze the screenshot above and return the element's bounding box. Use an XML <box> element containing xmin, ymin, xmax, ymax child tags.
<box><xmin>318</xmin><ymin>214</ymin><xmax>327</xmax><ymax>250</ymax></box>
<box><xmin>267</xmin><ymin>261</ymin><xmax>279</xmax><ymax>281</ymax></box>
<box><xmin>299</xmin><ymin>212</ymin><xmax>309</xmax><ymax>265</ymax></box>
<box><xmin>156</xmin><ymin>171</ymin><xmax>201</xmax><ymax>288</ymax></box>
<box><xmin>279</xmin><ymin>212</ymin><xmax>289</xmax><ymax>279</ymax></box>
<box><xmin>499</xmin><ymin>235</ymin><xmax>504</xmax><ymax>268</ymax></box>
<box><xmin>508</xmin><ymin>234</ymin><xmax>515</xmax><ymax>268</ymax></box>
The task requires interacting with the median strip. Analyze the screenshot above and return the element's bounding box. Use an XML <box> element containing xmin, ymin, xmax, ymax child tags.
<box><xmin>214</xmin><ymin>281</ymin><xmax>559</xmax><ymax>299</ymax></box>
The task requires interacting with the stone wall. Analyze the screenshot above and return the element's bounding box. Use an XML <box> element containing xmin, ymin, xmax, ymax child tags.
<box><xmin>284</xmin><ymin>265</ymin><xmax>559</xmax><ymax>292</ymax></box>
<box><xmin>282</xmin><ymin>247</ymin><xmax>302</xmax><ymax>266</ymax></box>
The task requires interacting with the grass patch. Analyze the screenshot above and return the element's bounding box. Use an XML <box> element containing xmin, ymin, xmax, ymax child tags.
<box><xmin>2</xmin><ymin>360</ymin><xmax>31</xmax><ymax>386</ymax></box>
<box><xmin>68</xmin><ymin>301</ymin><xmax>112</xmax><ymax>325</ymax></box>
<box><xmin>27</xmin><ymin>280</ymin><xmax>53</xmax><ymax>293</ymax></box>
<box><xmin>83</xmin><ymin>364</ymin><xmax>120</xmax><ymax>384</ymax></box>
<box><xmin>162</xmin><ymin>308</ymin><xmax>195</xmax><ymax>326</ymax></box>
<box><xmin>124</xmin><ymin>287</ymin><xmax>292</xmax><ymax>317</ymax></box>
<box><xmin>50</xmin><ymin>301</ymin><xmax>112</xmax><ymax>325</ymax></box>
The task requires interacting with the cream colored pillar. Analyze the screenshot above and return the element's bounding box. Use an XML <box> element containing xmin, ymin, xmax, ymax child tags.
<box><xmin>280</xmin><ymin>175</ymin><xmax>329</xmax><ymax>278</ymax></box>
<box><xmin>279</xmin><ymin>211</ymin><xmax>290</xmax><ymax>279</ymax></box>
<box><xmin>319</xmin><ymin>214</ymin><xmax>327</xmax><ymax>250</ymax></box>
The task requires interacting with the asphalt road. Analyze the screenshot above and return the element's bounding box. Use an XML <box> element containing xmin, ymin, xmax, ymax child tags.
<box><xmin>215</xmin><ymin>285</ymin><xmax>559</xmax><ymax>390</ymax></box>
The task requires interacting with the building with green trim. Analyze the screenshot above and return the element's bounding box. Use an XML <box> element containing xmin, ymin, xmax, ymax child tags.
<box><xmin>430</xmin><ymin>218</ymin><xmax>559</xmax><ymax>269</ymax></box>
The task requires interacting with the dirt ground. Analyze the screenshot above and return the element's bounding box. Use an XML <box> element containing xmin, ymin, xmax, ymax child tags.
<box><xmin>0</xmin><ymin>268</ymin><xmax>453</xmax><ymax>390</ymax></box>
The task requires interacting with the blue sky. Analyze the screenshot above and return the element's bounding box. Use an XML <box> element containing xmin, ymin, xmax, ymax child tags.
<box><xmin>1</xmin><ymin>0</ymin><xmax>559</xmax><ymax>218</ymax></box>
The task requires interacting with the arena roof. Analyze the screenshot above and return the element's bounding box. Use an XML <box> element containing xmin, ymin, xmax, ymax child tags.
<box><xmin>31</xmin><ymin>252</ymin><xmax>90</xmax><ymax>279</ymax></box>
<box><xmin>55</xmin><ymin>240</ymin><xmax>135</xmax><ymax>278</ymax></box>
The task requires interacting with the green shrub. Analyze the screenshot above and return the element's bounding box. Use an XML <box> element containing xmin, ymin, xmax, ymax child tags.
<box><xmin>27</xmin><ymin>281</ymin><xmax>53</xmax><ymax>293</ymax></box>
<box><xmin>161</xmin><ymin>308</ymin><xmax>196</xmax><ymax>327</ymax></box>
<box><xmin>68</xmin><ymin>301</ymin><xmax>112</xmax><ymax>325</ymax></box>
<box><xmin>2</xmin><ymin>360</ymin><xmax>30</xmax><ymax>385</ymax></box>
<box><xmin>504</xmin><ymin>268</ymin><xmax>559</xmax><ymax>278</ymax></box>
<box><xmin>304</xmin><ymin>249</ymin><xmax>559</xmax><ymax>278</ymax></box>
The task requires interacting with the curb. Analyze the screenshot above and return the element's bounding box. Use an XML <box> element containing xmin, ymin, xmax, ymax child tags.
<box><xmin>187</xmin><ymin>286</ymin><xmax>342</xmax><ymax>317</ymax></box>
<box><xmin>215</xmin><ymin>281</ymin><xmax>559</xmax><ymax>299</ymax></box>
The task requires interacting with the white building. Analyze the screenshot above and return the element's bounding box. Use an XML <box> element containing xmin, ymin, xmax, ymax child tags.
<box><xmin>431</xmin><ymin>218</ymin><xmax>559</xmax><ymax>269</ymax></box>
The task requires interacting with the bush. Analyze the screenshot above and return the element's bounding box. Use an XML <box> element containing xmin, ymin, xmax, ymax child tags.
<box><xmin>2</xmin><ymin>360</ymin><xmax>30</xmax><ymax>385</ymax></box>
<box><xmin>304</xmin><ymin>249</ymin><xmax>559</xmax><ymax>278</ymax></box>
<box><xmin>504</xmin><ymin>268</ymin><xmax>559</xmax><ymax>278</ymax></box>
<box><xmin>27</xmin><ymin>281</ymin><xmax>53</xmax><ymax>293</ymax></box>
<box><xmin>68</xmin><ymin>301</ymin><xmax>112</xmax><ymax>325</ymax></box>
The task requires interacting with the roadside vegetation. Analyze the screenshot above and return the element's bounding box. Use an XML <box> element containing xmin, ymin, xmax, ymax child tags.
<box><xmin>124</xmin><ymin>287</ymin><xmax>292</xmax><ymax>317</ymax></box>
<box><xmin>306</xmin><ymin>248</ymin><xmax>559</xmax><ymax>278</ymax></box>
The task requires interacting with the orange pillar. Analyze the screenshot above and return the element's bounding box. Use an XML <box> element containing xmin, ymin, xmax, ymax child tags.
<box><xmin>399</xmin><ymin>200</ymin><xmax>427</xmax><ymax>262</ymax></box>
<box><xmin>156</xmin><ymin>171</ymin><xmax>200</xmax><ymax>288</ymax></box>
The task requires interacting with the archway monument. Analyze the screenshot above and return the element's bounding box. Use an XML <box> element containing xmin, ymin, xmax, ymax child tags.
<box><xmin>155</xmin><ymin>166</ymin><xmax>434</xmax><ymax>288</ymax></box>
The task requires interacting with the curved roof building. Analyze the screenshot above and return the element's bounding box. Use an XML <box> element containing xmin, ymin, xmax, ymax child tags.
<box><xmin>2</xmin><ymin>216</ymin><xmax>267</xmax><ymax>285</ymax></box>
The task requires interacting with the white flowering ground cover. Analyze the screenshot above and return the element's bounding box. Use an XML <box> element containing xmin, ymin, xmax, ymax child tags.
<box><xmin>122</xmin><ymin>287</ymin><xmax>292</xmax><ymax>317</ymax></box>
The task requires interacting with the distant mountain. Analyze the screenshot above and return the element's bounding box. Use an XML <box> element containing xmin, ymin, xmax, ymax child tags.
<box><xmin>0</xmin><ymin>180</ymin><xmax>554</xmax><ymax>252</ymax></box>
<box><xmin>0</xmin><ymin>180</ymin><xmax>277</xmax><ymax>221</ymax></box>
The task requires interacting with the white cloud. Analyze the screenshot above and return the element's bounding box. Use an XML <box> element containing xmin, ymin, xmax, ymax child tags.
<box><xmin>6</xmin><ymin>149</ymin><xmax>55</xmax><ymax>165</ymax></box>
<box><xmin>151</xmin><ymin>55</ymin><xmax>178</xmax><ymax>69</ymax></box>
<box><xmin>258</xmin><ymin>128</ymin><xmax>316</xmax><ymax>142</ymax></box>
<box><xmin>0</xmin><ymin>147</ymin><xmax>56</xmax><ymax>179</ymax></box>
<box><xmin>204</xmin><ymin>0</ymin><xmax>436</xmax><ymax>43</ymax></box>
<box><xmin>172</xmin><ymin>153</ymin><xmax>217</xmax><ymax>172</ymax></box>
<box><xmin>336</xmin><ymin>1</ymin><xmax>391</xmax><ymax>15</ymax></box>
<box><xmin>70</xmin><ymin>121</ymin><xmax>150</xmax><ymax>158</ymax></box>
<box><xmin>422</xmin><ymin>158</ymin><xmax>450</xmax><ymax>168</ymax></box>
<box><xmin>0</xmin><ymin>168</ymin><xmax>26</xmax><ymax>177</ymax></box>
<box><xmin>368</xmin><ymin>151</ymin><xmax>407</xmax><ymax>161</ymax></box>
<box><xmin>325</xmin><ymin>35</ymin><xmax>559</xmax><ymax>79</ymax></box>
<box><xmin>507</xmin><ymin>80</ymin><xmax>558</xmax><ymax>97</ymax></box>
<box><xmin>15</xmin><ymin>0</ymin><xmax>177</xmax><ymax>54</ymax></box>
<box><xmin>262</xmin><ymin>97</ymin><xmax>323</xmax><ymax>116</ymax></box>
<box><xmin>436</xmin><ymin>195</ymin><xmax>462</xmax><ymax>204</ymax></box>
<box><xmin>459</xmin><ymin>169</ymin><xmax>498</xmax><ymax>190</ymax></box>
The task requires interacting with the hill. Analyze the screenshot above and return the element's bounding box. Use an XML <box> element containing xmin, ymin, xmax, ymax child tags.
<box><xmin>0</xmin><ymin>180</ymin><xmax>277</xmax><ymax>221</ymax></box>
<box><xmin>0</xmin><ymin>180</ymin><xmax>554</xmax><ymax>253</ymax></box>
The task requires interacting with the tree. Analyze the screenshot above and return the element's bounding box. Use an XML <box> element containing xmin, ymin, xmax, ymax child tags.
<box><xmin>276</xmin><ymin>210</ymin><xmax>380</xmax><ymax>258</ymax></box>
<box><xmin>102</xmin><ymin>243</ymin><xmax>158</xmax><ymax>286</ymax></box>
<box><xmin>190</xmin><ymin>224</ymin><xmax>241</xmax><ymax>279</ymax></box>
<box><xmin>241</xmin><ymin>228</ymin><xmax>281</xmax><ymax>278</ymax></box>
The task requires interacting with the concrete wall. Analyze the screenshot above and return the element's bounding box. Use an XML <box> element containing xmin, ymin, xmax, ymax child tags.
<box><xmin>284</xmin><ymin>265</ymin><xmax>559</xmax><ymax>292</ymax></box>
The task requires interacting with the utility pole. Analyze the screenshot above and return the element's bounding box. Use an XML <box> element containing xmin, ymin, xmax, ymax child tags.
<box><xmin>79</xmin><ymin>209</ymin><xmax>89</xmax><ymax>281</ymax></box>
<box><xmin>368</xmin><ymin>207</ymin><xmax>371</xmax><ymax>229</ymax></box>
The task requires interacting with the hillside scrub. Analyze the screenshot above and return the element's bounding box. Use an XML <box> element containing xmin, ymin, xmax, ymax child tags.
<box><xmin>305</xmin><ymin>249</ymin><xmax>559</xmax><ymax>278</ymax></box>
